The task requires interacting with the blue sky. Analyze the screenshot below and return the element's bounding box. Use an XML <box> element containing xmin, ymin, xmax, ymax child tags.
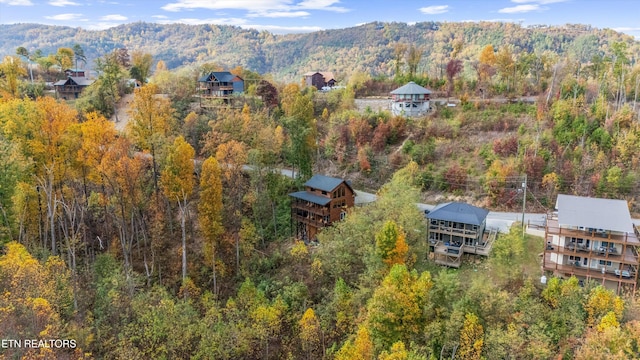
<box><xmin>0</xmin><ymin>0</ymin><xmax>639</xmax><ymax>38</ymax></box>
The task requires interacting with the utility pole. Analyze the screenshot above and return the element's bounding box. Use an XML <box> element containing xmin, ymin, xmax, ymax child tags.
<box><xmin>522</xmin><ymin>173</ymin><xmax>527</xmax><ymax>238</ymax></box>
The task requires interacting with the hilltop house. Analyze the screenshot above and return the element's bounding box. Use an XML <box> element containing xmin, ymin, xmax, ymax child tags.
<box><xmin>427</xmin><ymin>202</ymin><xmax>496</xmax><ymax>268</ymax></box>
<box><xmin>289</xmin><ymin>175</ymin><xmax>355</xmax><ymax>242</ymax></box>
<box><xmin>544</xmin><ymin>194</ymin><xmax>639</xmax><ymax>293</ymax></box>
<box><xmin>390</xmin><ymin>81</ymin><xmax>432</xmax><ymax>116</ymax></box>
<box><xmin>304</xmin><ymin>71</ymin><xmax>336</xmax><ymax>90</ymax></box>
<box><xmin>53</xmin><ymin>76</ymin><xmax>95</xmax><ymax>100</ymax></box>
<box><xmin>198</xmin><ymin>71</ymin><xmax>244</xmax><ymax>105</ymax></box>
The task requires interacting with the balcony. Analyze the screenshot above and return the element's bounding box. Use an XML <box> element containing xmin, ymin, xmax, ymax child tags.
<box><xmin>543</xmin><ymin>253</ymin><xmax>637</xmax><ymax>285</ymax></box>
<box><xmin>546</xmin><ymin>244</ymin><xmax>638</xmax><ymax>265</ymax></box>
<box><xmin>546</xmin><ymin>218</ymin><xmax>640</xmax><ymax>246</ymax></box>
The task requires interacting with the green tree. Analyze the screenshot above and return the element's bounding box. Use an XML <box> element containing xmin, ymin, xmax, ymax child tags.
<box><xmin>130</xmin><ymin>51</ymin><xmax>153</xmax><ymax>85</ymax></box>
<box><xmin>375</xmin><ymin>220</ymin><xmax>409</xmax><ymax>268</ymax></box>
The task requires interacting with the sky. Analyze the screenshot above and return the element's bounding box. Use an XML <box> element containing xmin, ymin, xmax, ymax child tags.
<box><xmin>0</xmin><ymin>0</ymin><xmax>639</xmax><ymax>38</ymax></box>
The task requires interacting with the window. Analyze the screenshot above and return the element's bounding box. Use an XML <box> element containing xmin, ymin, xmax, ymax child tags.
<box><xmin>569</xmin><ymin>256</ymin><xmax>581</xmax><ymax>262</ymax></box>
<box><xmin>340</xmin><ymin>212</ymin><xmax>346</xmax><ymax>220</ymax></box>
<box><xmin>599</xmin><ymin>260</ymin><xmax>612</xmax><ymax>266</ymax></box>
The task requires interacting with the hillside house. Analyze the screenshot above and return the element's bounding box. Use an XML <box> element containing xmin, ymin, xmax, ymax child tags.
<box><xmin>289</xmin><ymin>175</ymin><xmax>355</xmax><ymax>242</ymax></box>
<box><xmin>304</xmin><ymin>71</ymin><xmax>336</xmax><ymax>90</ymax></box>
<box><xmin>427</xmin><ymin>202</ymin><xmax>496</xmax><ymax>268</ymax></box>
<box><xmin>544</xmin><ymin>194</ymin><xmax>639</xmax><ymax>293</ymax></box>
<box><xmin>390</xmin><ymin>81</ymin><xmax>432</xmax><ymax>116</ymax></box>
<box><xmin>198</xmin><ymin>71</ymin><xmax>244</xmax><ymax>105</ymax></box>
<box><xmin>64</xmin><ymin>68</ymin><xmax>86</xmax><ymax>77</ymax></box>
<box><xmin>53</xmin><ymin>76</ymin><xmax>94</xmax><ymax>99</ymax></box>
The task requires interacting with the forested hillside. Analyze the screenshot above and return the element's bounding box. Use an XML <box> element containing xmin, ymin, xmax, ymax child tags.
<box><xmin>1</xmin><ymin>20</ymin><xmax>640</xmax><ymax>359</ymax></box>
<box><xmin>1</xmin><ymin>21</ymin><xmax>638</xmax><ymax>81</ymax></box>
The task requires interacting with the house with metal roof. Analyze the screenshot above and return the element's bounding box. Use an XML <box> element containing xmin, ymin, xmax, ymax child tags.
<box><xmin>544</xmin><ymin>194</ymin><xmax>639</xmax><ymax>294</ymax></box>
<box><xmin>53</xmin><ymin>76</ymin><xmax>95</xmax><ymax>100</ymax></box>
<box><xmin>198</xmin><ymin>71</ymin><xmax>244</xmax><ymax>106</ymax></box>
<box><xmin>289</xmin><ymin>175</ymin><xmax>355</xmax><ymax>242</ymax></box>
<box><xmin>390</xmin><ymin>81</ymin><xmax>432</xmax><ymax>116</ymax></box>
<box><xmin>427</xmin><ymin>202</ymin><xmax>496</xmax><ymax>267</ymax></box>
<box><xmin>303</xmin><ymin>71</ymin><xmax>336</xmax><ymax>90</ymax></box>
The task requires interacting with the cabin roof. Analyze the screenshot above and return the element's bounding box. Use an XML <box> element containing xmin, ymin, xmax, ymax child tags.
<box><xmin>289</xmin><ymin>191</ymin><xmax>332</xmax><ymax>206</ymax></box>
<box><xmin>556</xmin><ymin>194</ymin><xmax>634</xmax><ymax>233</ymax></box>
<box><xmin>427</xmin><ymin>202</ymin><xmax>489</xmax><ymax>226</ymax></box>
<box><xmin>304</xmin><ymin>174</ymin><xmax>351</xmax><ymax>192</ymax></box>
<box><xmin>390</xmin><ymin>81</ymin><xmax>432</xmax><ymax>95</ymax></box>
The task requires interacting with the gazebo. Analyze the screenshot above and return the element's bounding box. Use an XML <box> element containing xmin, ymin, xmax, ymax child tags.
<box><xmin>390</xmin><ymin>81</ymin><xmax>432</xmax><ymax>116</ymax></box>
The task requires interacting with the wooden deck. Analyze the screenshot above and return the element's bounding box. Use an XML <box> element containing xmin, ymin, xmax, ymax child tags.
<box><xmin>430</xmin><ymin>229</ymin><xmax>497</xmax><ymax>268</ymax></box>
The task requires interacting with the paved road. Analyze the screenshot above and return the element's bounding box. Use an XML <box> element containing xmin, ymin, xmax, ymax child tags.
<box><xmin>356</xmin><ymin>190</ymin><xmax>545</xmax><ymax>233</ymax></box>
<box><xmin>252</xmin><ymin>166</ymin><xmax>547</xmax><ymax>233</ymax></box>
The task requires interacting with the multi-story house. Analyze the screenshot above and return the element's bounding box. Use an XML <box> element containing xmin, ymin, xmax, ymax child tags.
<box><xmin>198</xmin><ymin>71</ymin><xmax>244</xmax><ymax>106</ymax></box>
<box><xmin>390</xmin><ymin>81</ymin><xmax>432</xmax><ymax>117</ymax></box>
<box><xmin>289</xmin><ymin>175</ymin><xmax>355</xmax><ymax>242</ymax></box>
<box><xmin>544</xmin><ymin>194</ymin><xmax>639</xmax><ymax>293</ymax></box>
<box><xmin>427</xmin><ymin>202</ymin><xmax>496</xmax><ymax>267</ymax></box>
<box><xmin>53</xmin><ymin>76</ymin><xmax>94</xmax><ymax>100</ymax></box>
<box><xmin>303</xmin><ymin>71</ymin><xmax>336</xmax><ymax>90</ymax></box>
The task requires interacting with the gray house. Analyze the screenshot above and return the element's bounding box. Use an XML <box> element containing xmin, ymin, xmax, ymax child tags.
<box><xmin>390</xmin><ymin>81</ymin><xmax>432</xmax><ymax>116</ymax></box>
<box><xmin>427</xmin><ymin>202</ymin><xmax>495</xmax><ymax>267</ymax></box>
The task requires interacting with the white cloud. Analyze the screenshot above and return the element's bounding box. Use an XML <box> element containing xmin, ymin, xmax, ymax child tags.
<box><xmin>100</xmin><ymin>14</ymin><xmax>127</xmax><ymax>21</ymax></box>
<box><xmin>158</xmin><ymin>17</ymin><xmax>249</xmax><ymax>26</ymax></box>
<box><xmin>247</xmin><ymin>11</ymin><xmax>310</xmax><ymax>18</ymax></box>
<box><xmin>44</xmin><ymin>13</ymin><xmax>84</xmax><ymax>20</ymax></box>
<box><xmin>419</xmin><ymin>5</ymin><xmax>448</xmax><ymax>15</ymax></box>
<box><xmin>498</xmin><ymin>4</ymin><xmax>540</xmax><ymax>13</ymax></box>
<box><xmin>161</xmin><ymin>0</ymin><xmax>349</xmax><ymax>14</ymax></box>
<box><xmin>0</xmin><ymin>0</ymin><xmax>33</xmax><ymax>5</ymax></box>
<box><xmin>511</xmin><ymin>0</ymin><xmax>567</xmax><ymax>3</ymax></box>
<box><xmin>152</xmin><ymin>15</ymin><xmax>169</xmax><ymax>19</ymax></box>
<box><xmin>48</xmin><ymin>0</ymin><xmax>81</xmax><ymax>6</ymax></box>
<box><xmin>85</xmin><ymin>22</ymin><xmax>121</xmax><ymax>30</ymax></box>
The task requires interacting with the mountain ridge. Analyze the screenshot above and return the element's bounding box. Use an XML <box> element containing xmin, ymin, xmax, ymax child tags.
<box><xmin>1</xmin><ymin>21</ymin><xmax>638</xmax><ymax>82</ymax></box>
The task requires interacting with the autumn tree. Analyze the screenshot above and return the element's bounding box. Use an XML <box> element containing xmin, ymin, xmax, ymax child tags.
<box><xmin>335</xmin><ymin>326</ymin><xmax>374</xmax><ymax>360</ymax></box>
<box><xmin>458</xmin><ymin>313</ymin><xmax>484</xmax><ymax>360</ymax></box>
<box><xmin>198</xmin><ymin>156</ymin><xmax>224</xmax><ymax>294</ymax></box>
<box><xmin>0</xmin><ymin>55</ymin><xmax>26</xmax><ymax>97</ymax></box>
<box><xmin>407</xmin><ymin>45</ymin><xmax>423</xmax><ymax>79</ymax></box>
<box><xmin>72</xmin><ymin>43</ymin><xmax>86</xmax><ymax>70</ymax></box>
<box><xmin>393</xmin><ymin>43</ymin><xmax>408</xmax><ymax>79</ymax></box>
<box><xmin>130</xmin><ymin>51</ymin><xmax>153</xmax><ymax>85</ymax></box>
<box><xmin>375</xmin><ymin>220</ymin><xmax>409</xmax><ymax>268</ymax></box>
<box><xmin>446</xmin><ymin>59</ymin><xmax>463</xmax><ymax>98</ymax></box>
<box><xmin>127</xmin><ymin>83</ymin><xmax>175</xmax><ymax>192</ymax></box>
<box><xmin>216</xmin><ymin>140</ymin><xmax>248</xmax><ymax>274</ymax></box>
<box><xmin>366</xmin><ymin>264</ymin><xmax>433</xmax><ymax>351</ymax></box>
<box><xmin>299</xmin><ymin>308</ymin><xmax>322</xmax><ymax>359</ymax></box>
<box><xmin>161</xmin><ymin>136</ymin><xmax>195</xmax><ymax>282</ymax></box>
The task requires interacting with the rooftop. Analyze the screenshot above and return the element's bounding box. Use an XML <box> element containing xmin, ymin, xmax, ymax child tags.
<box><xmin>556</xmin><ymin>194</ymin><xmax>635</xmax><ymax>233</ymax></box>
<box><xmin>289</xmin><ymin>191</ymin><xmax>331</xmax><ymax>206</ymax></box>
<box><xmin>304</xmin><ymin>174</ymin><xmax>350</xmax><ymax>192</ymax></box>
<box><xmin>390</xmin><ymin>81</ymin><xmax>432</xmax><ymax>95</ymax></box>
<box><xmin>427</xmin><ymin>202</ymin><xmax>489</xmax><ymax>226</ymax></box>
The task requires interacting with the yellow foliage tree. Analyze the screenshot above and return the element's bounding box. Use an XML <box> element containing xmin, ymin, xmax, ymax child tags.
<box><xmin>198</xmin><ymin>156</ymin><xmax>224</xmax><ymax>294</ymax></box>
<box><xmin>299</xmin><ymin>308</ymin><xmax>322</xmax><ymax>359</ymax></box>
<box><xmin>458</xmin><ymin>313</ymin><xmax>484</xmax><ymax>360</ymax></box>
<box><xmin>161</xmin><ymin>136</ymin><xmax>195</xmax><ymax>281</ymax></box>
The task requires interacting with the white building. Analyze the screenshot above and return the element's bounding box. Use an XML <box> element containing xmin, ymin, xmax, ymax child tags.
<box><xmin>390</xmin><ymin>81</ymin><xmax>432</xmax><ymax>117</ymax></box>
<box><xmin>543</xmin><ymin>194</ymin><xmax>639</xmax><ymax>293</ymax></box>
